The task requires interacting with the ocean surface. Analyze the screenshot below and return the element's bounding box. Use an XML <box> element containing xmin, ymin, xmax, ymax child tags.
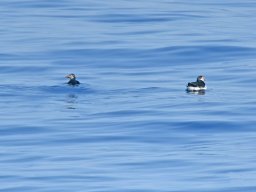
<box><xmin>1</xmin><ymin>0</ymin><xmax>256</xmax><ymax>191</ymax></box>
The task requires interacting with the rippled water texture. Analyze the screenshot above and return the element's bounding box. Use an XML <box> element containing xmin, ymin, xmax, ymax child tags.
<box><xmin>1</xmin><ymin>0</ymin><xmax>256</xmax><ymax>191</ymax></box>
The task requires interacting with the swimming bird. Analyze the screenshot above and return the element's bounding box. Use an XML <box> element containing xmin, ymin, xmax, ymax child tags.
<box><xmin>65</xmin><ymin>73</ymin><xmax>80</xmax><ymax>85</ymax></box>
<box><xmin>187</xmin><ymin>75</ymin><xmax>206</xmax><ymax>91</ymax></box>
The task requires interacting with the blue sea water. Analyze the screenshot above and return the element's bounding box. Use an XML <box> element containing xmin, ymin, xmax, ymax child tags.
<box><xmin>1</xmin><ymin>0</ymin><xmax>256</xmax><ymax>191</ymax></box>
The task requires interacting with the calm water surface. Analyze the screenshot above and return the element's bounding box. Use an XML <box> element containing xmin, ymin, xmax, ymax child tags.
<box><xmin>1</xmin><ymin>0</ymin><xmax>256</xmax><ymax>191</ymax></box>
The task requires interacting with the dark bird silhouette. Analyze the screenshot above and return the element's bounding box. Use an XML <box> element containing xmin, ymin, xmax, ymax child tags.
<box><xmin>65</xmin><ymin>74</ymin><xmax>80</xmax><ymax>85</ymax></box>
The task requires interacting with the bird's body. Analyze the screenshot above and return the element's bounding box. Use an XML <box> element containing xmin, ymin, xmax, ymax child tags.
<box><xmin>67</xmin><ymin>79</ymin><xmax>80</xmax><ymax>85</ymax></box>
<box><xmin>187</xmin><ymin>76</ymin><xmax>206</xmax><ymax>91</ymax></box>
<box><xmin>66</xmin><ymin>74</ymin><xmax>80</xmax><ymax>85</ymax></box>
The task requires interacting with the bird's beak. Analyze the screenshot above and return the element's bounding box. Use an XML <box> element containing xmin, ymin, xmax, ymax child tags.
<box><xmin>65</xmin><ymin>75</ymin><xmax>70</xmax><ymax>78</ymax></box>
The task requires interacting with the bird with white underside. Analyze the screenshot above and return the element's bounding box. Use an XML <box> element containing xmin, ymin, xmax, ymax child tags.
<box><xmin>186</xmin><ymin>75</ymin><xmax>207</xmax><ymax>91</ymax></box>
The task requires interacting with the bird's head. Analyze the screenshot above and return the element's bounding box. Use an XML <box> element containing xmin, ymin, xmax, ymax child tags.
<box><xmin>65</xmin><ymin>73</ymin><xmax>76</xmax><ymax>80</ymax></box>
<box><xmin>197</xmin><ymin>75</ymin><xmax>205</xmax><ymax>82</ymax></box>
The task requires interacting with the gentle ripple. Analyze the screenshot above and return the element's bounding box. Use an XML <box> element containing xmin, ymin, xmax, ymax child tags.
<box><xmin>1</xmin><ymin>0</ymin><xmax>256</xmax><ymax>192</ymax></box>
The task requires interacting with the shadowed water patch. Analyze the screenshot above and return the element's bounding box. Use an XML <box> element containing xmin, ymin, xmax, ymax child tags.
<box><xmin>0</xmin><ymin>126</ymin><xmax>49</xmax><ymax>136</ymax></box>
<box><xmin>41</xmin><ymin>45</ymin><xmax>256</xmax><ymax>68</ymax></box>
<box><xmin>92</xmin><ymin>14</ymin><xmax>172</xmax><ymax>23</ymax></box>
<box><xmin>4</xmin><ymin>0</ymin><xmax>69</xmax><ymax>9</ymax></box>
<box><xmin>0</xmin><ymin>84</ymin><xmax>93</xmax><ymax>97</ymax></box>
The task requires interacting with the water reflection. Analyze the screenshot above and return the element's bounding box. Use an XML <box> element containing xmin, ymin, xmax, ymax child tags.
<box><xmin>65</xmin><ymin>94</ymin><xmax>78</xmax><ymax>109</ymax></box>
<box><xmin>186</xmin><ymin>90</ymin><xmax>206</xmax><ymax>95</ymax></box>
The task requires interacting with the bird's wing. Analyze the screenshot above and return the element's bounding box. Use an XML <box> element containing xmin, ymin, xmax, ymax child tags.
<box><xmin>187</xmin><ymin>82</ymin><xmax>197</xmax><ymax>87</ymax></box>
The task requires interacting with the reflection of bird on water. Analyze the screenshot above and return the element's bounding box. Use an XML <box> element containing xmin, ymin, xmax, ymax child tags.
<box><xmin>187</xmin><ymin>90</ymin><xmax>206</xmax><ymax>95</ymax></box>
<box><xmin>187</xmin><ymin>75</ymin><xmax>207</xmax><ymax>91</ymax></box>
<box><xmin>66</xmin><ymin>94</ymin><xmax>78</xmax><ymax>109</ymax></box>
<box><xmin>65</xmin><ymin>73</ymin><xmax>80</xmax><ymax>85</ymax></box>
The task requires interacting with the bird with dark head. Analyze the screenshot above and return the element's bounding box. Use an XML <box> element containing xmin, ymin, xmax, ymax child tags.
<box><xmin>187</xmin><ymin>75</ymin><xmax>206</xmax><ymax>91</ymax></box>
<box><xmin>65</xmin><ymin>73</ymin><xmax>80</xmax><ymax>85</ymax></box>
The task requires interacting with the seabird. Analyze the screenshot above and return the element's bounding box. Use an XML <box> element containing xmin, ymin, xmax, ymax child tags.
<box><xmin>65</xmin><ymin>73</ymin><xmax>80</xmax><ymax>85</ymax></box>
<box><xmin>187</xmin><ymin>75</ymin><xmax>206</xmax><ymax>91</ymax></box>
